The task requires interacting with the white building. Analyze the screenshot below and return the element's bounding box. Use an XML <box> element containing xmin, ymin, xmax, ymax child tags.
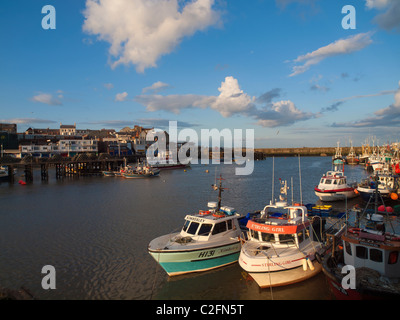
<box><xmin>20</xmin><ymin>139</ymin><xmax>98</xmax><ymax>158</ymax></box>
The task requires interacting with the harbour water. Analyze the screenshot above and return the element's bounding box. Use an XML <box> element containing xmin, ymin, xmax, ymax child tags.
<box><xmin>0</xmin><ymin>156</ymin><xmax>398</xmax><ymax>300</ymax></box>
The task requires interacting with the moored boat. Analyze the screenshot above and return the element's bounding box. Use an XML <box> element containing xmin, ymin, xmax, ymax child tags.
<box><xmin>314</xmin><ymin>170</ymin><xmax>358</xmax><ymax>202</ymax></box>
<box><xmin>357</xmin><ymin>173</ymin><xmax>399</xmax><ymax>202</ymax></box>
<box><xmin>238</xmin><ymin>180</ymin><xmax>325</xmax><ymax>288</ymax></box>
<box><xmin>148</xmin><ymin>176</ymin><xmax>244</xmax><ymax>276</ymax></box>
<box><xmin>122</xmin><ymin>164</ymin><xmax>160</xmax><ymax>179</ymax></box>
<box><xmin>321</xmin><ymin>186</ymin><xmax>400</xmax><ymax>299</ymax></box>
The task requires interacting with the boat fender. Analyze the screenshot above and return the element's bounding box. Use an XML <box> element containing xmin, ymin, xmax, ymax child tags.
<box><xmin>307</xmin><ymin>257</ymin><xmax>315</xmax><ymax>271</ymax></box>
<box><xmin>302</xmin><ymin>258</ymin><xmax>308</xmax><ymax>271</ymax></box>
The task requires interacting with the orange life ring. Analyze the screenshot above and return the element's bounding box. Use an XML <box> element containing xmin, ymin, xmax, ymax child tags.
<box><xmin>199</xmin><ymin>210</ymin><xmax>211</xmax><ymax>215</ymax></box>
<box><xmin>213</xmin><ymin>213</ymin><xmax>225</xmax><ymax>218</ymax></box>
<box><xmin>348</xmin><ymin>227</ymin><xmax>361</xmax><ymax>234</ymax></box>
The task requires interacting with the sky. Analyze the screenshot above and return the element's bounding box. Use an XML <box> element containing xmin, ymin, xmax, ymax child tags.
<box><xmin>0</xmin><ymin>0</ymin><xmax>399</xmax><ymax>148</ymax></box>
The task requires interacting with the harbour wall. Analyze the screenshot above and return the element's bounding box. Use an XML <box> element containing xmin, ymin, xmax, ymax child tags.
<box><xmin>254</xmin><ymin>146</ymin><xmax>362</xmax><ymax>157</ymax></box>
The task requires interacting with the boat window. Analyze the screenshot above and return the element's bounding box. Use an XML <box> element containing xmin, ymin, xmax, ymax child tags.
<box><xmin>356</xmin><ymin>246</ymin><xmax>368</xmax><ymax>259</ymax></box>
<box><xmin>182</xmin><ymin>220</ymin><xmax>190</xmax><ymax>232</ymax></box>
<box><xmin>333</xmin><ymin>179</ymin><xmax>338</xmax><ymax>184</ymax></box>
<box><xmin>261</xmin><ymin>232</ymin><xmax>276</xmax><ymax>243</ymax></box>
<box><xmin>227</xmin><ymin>220</ymin><xmax>232</xmax><ymax>230</ymax></box>
<box><xmin>187</xmin><ymin>222</ymin><xmax>200</xmax><ymax>235</ymax></box>
<box><xmin>250</xmin><ymin>229</ymin><xmax>259</xmax><ymax>241</ymax></box>
<box><xmin>198</xmin><ymin>223</ymin><xmax>213</xmax><ymax>236</ymax></box>
<box><xmin>345</xmin><ymin>241</ymin><xmax>352</xmax><ymax>256</ymax></box>
<box><xmin>320</xmin><ymin>179</ymin><xmax>325</xmax><ymax>184</ymax></box>
<box><xmin>325</xmin><ymin>179</ymin><xmax>332</xmax><ymax>184</ymax></box>
<box><xmin>388</xmin><ymin>251</ymin><xmax>399</xmax><ymax>265</ymax></box>
<box><xmin>212</xmin><ymin>222</ymin><xmax>227</xmax><ymax>235</ymax></box>
<box><xmin>370</xmin><ymin>249</ymin><xmax>383</xmax><ymax>263</ymax></box>
<box><xmin>279</xmin><ymin>233</ymin><xmax>295</xmax><ymax>245</ymax></box>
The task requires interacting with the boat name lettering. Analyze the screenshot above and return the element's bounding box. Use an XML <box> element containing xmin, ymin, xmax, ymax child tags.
<box><xmin>198</xmin><ymin>250</ymin><xmax>215</xmax><ymax>258</ymax></box>
<box><xmin>359</xmin><ymin>241</ymin><xmax>380</xmax><ymax>248</ymax></box>
<box><xmin>246</xmin><ymin>221</ymin><xmax>299</xmax><ymax>234</ymax></box>
<box><xmin>187</xmin><ymin>216</ymin><xmax>206</xmax><ymax>223</ymax></box>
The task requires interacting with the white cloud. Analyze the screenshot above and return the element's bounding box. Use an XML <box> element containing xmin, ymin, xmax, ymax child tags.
<box><xmin>135</xmin><ymin>94</ymin><xmax>212</xmax><ymax>114</ymax></box>
<box><xmin>135</xmin><ymin>76</ymin><xmax>314</xmax><ymax>127</ymax></box>
<box><xmin>115</xmin><ymin>92</ymin><xmax>128</xmax><ymax>102</ymax></box>
<box><xmin>289</xmin><ymin>32</ymin><xmax>373</xmax><ymax>76</ymax></box>
<box><xmin>332</xmin><ymin>81</ymin><xmax>400</xmax><ymax>127</ymax></box>
<box><xmin>255</xmin><ymin>100</ymin><xmax>315</xmax><ymax>127</ymax></box>
<box><xmin>365</xmin><ymin>0</ymin><xmax>390</xmax><ymax>9</ymax></box>
<box><xmin>31</xmin><ymin>93</ymin><xmax>63</xmax><ymax>106</ymax></box>
<box><xmin>210</xmin><ymin>76</ymin><xmax>255</xmax><ymax>117</ymax></box>
<box><xmin>82</xmin><ymin>0</ymin><xmax>221</xmax><ymax>73</ymax></box>
<box><xmin>0</xmin><ymin>118</ymin><xmax>57</xmax><ymax>125</ymax></box>
<box><xmin>135</xmin><ymin>76</ymin><xmax>254</xmax><ymax>116</ymax></box>
<box><xmin>142</xmin><ymin>81</ymin><xmax>171</xmax><ymax>94</ymax></box>
<box><xmin>104</xmin><ymin>83</ymin><xmax>114</xmax><ymax>89</ymax></box>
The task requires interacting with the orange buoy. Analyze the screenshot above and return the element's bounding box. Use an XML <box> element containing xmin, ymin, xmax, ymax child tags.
<box><xmin>391</xmin><ymin>193</ymin><xmax>399</xmax><ymax>201</ymax></box>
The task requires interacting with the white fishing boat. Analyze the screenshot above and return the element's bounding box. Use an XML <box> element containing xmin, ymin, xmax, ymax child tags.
<box><xmin>238</xmin><ymin>180</ymin><xmax>324</xmax><ymax>288</ymax></box>
<box><xmin>314</xmin><ymin>170</ymin><xmax>358</xmax><ymax>202</ymax></box>
<box><xmin>148</xmin><ymin>176</ymin><xmax>244</xmax><ymax>276</ymax></box>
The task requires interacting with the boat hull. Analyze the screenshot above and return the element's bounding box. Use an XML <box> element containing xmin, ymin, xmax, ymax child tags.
<box><xmin>122</xmin><ymin>171</ymin><xmax>160</xmax><ymax>179</ymax></box>
<box><xmin>322</xmin><ymin>259</ymin><xmax>400</xmax><ymax>300</ymax></box>
<box><xmin>357</xmin><ymin>186</ymin><xmax>390</xmax><ymax>202</ymax></box>
<box><xmin>248</xmin><ymin>260</ymin><xmax>322</xmax><ymax>288</ymax></box>
<box><xmin>314</xmin><ymin>188</ymin><xmax>358</xmax><ymax>202</ymax></box>
<box><xmin>148</xmin><ymin>241</ymin><xmax>241</xmax><ymax>276</ymax></box>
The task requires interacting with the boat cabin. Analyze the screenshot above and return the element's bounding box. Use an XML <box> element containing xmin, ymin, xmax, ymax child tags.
<box><xmin>245</xmin><ymin>204</ymin><xmax>310</xmax><ymax>248</ymax></box>
<box><xmin>179</xmin><ymin>207</ymin><xmax>240</xmax><ymax>242</ymax></box>
<box><xmin>319</xmin><ymin>171</ymin><xmax>347</xmax><ymax>187</ymax></box>
<box><xmin>342</xmin><ymin>215</ymin><xmax>400</xmax><ymax>279</ymax></box>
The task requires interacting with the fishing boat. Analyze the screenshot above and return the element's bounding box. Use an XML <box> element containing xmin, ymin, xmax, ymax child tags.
<box><xmin>122</xmin><ymin>163</ymin><xmax>160</xmax><ymax>179</ymax></box>
<box><xmin>314</xmin><ymin>171</ymin><xmax>359</xmax><ymax>202</ymax></box>
<box><xmin>315</xmin><ymin>151</ymin><xmax>358</xmax><ymax>202</ymax></box>
<box><xmin>357</xmin><ymin>172</ymin><xmax>399</xmax><ymax>202</ymax></box>
<box><xmin>346</xmin><ymin>142</ymin><xmax>359</xmax><ymax>165</ymax></box>
<box><xmin>0</xmin><ymin>165</ymin><xmax>16</xmax><ymax>181</ymax></box>
<box><xmin>238</xmin><ymin>180</ymin><xmax>324</xmax><ymax>288</ymax></box>
<box><xmin>148</xmin><ymin>176</ymin><xmax>244</xmax><ymax>276</ymax></box>
<box><xmin>321</xmin><ymin>185</ymin><xmax>400</xmax><ymax>300</ymax></box>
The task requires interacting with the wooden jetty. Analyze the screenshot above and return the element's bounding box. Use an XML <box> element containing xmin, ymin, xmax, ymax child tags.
<box><xmin>0</xmin><ymin>153</ymin><xmax>145</xmax><ymax>184</ymax></box>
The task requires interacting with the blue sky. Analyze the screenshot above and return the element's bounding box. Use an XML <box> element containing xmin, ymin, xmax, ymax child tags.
<box><xmin>1</xmin><ymin>0</ymin><xmax>399</xmax><ymax>148</ymax></box>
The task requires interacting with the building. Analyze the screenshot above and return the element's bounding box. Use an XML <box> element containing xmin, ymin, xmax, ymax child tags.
<box><xmin>20</xmin><ymin>139</ymin><xmax>98</xmax><ymax>158</ymax></box>
<box><xmin>60</xmin><ymin>123</ymin><xmax>76</xmax><ymax>136</ymax></box>
<box><xmin>0</xmin><ymin>123</ymin><xmax>17</xmax><ymax>134</ymax></box>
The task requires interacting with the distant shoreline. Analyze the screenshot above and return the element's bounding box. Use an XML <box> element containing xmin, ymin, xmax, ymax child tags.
<box><xmin>254</xmin><ymin>146</ymin><xmax>362</xmax><ymax>157</ymax></box>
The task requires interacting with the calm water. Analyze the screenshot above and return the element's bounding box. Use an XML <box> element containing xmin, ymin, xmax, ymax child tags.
<box><xmin>0</xmin><ymin>156</ymin><xmax>393</xmax><ymax>300</ymax></box>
